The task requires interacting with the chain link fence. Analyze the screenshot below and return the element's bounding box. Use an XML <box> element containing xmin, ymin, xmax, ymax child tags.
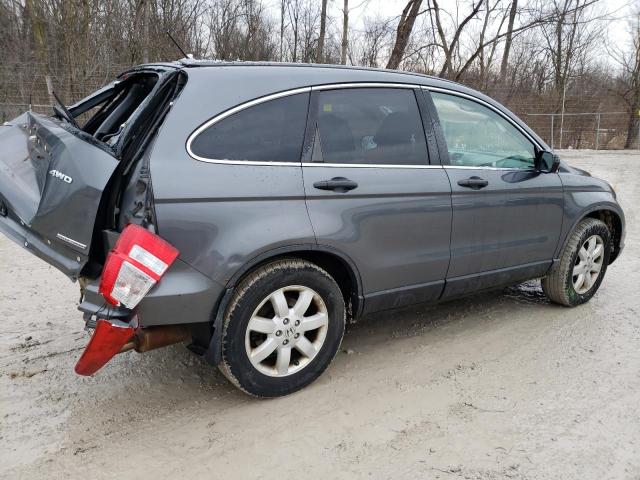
<box><xmin>0</xmin><ymin>62</ymin><xmax>129</xmax><ymax>122</ymax></box>
<box><xmin>522</xmin><ymin>112</ymin><xmax>636</xmax><ymax>150</ymax></box>
<box><xmin>1</xmin><ymin>103</ymin><xmax>50</xmax><ymax>122</ymax></box>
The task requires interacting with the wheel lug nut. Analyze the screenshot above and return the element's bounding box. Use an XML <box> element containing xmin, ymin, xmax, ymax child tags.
<box><xmin>283</xmin><ymin>339</ymin><xmax>289</xmax><ymax>345</ymax></box>
<box><xmin>294</xmin><ymin>320</ymin><xmax>300</xmax><ymax>326</ymax></box>
<box><xmin>294</xmin><ymin>333</ymin><xmax>300</xmax><ymax>339</ymax></box>
<box><xmin>283</xmin><ymin>318</ymin><xmax>289</xmax><ymax>325</ymax></box>
<box><xmin>276</xmin><ymin>330</ymin><xmax>282</xmax><ymax>337</ymax></box>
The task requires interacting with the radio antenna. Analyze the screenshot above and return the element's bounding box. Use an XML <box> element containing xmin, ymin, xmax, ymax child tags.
<box><xmin>166</xmin><ymin>31</ymin><xmax>188</xmax><ymax>59</ymax></box>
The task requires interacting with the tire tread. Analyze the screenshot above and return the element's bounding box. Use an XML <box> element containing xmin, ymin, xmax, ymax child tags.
<box><xmin>218</xmin><ymin>258</ymin><xmax>345</xmax><ymax>397</ymax></box>
<box><xmin>542</xmin><ymin>218</ymin><xmax>608</xmax><ymax>306</ymax></box>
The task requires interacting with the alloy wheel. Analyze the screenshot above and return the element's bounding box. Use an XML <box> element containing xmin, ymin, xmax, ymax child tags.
<box><xmin>244</xmin><ymin>285</ymin><xmax>329</xmax><ymax>377</ymax></box>
<box><xmin>572</xmin><ymin>234</ymin><xmax>605</xmax><ymax>294</ymax></box>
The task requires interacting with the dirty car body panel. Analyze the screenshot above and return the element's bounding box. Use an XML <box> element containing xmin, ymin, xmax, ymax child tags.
<box><xmin>0</xmin><ymin>61</ymin><xmax>625</xmax><ymax>381</ymax></box>
<box><xmin>0</xmin><ymin>112</ymin><xmax>118</xmax><ymax>277</ymax></box>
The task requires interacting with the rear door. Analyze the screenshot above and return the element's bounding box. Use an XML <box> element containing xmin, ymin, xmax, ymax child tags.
<box><xmin>302</xmin><ymin>85</ymin><xmax>452</xmax><ymax>313</ymax></box>
<box><xmin>425</xmin><ymin>89</ymin><xmax>563</xmax><ymax>298</ymax></box>
<box><xmin>0</xmin><ymin>112</ymin><xmax>118</xmax><ymax>277</ymax></box>
<box><xmin>0</xmin><ymin>68</ymin><xmax>179</xmax><ymax>278</ymax></box>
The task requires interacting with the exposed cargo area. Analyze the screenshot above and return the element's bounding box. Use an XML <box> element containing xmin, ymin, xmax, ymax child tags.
<box><xmin>0</xmin><ymin>67</ymin><xmax>184</xmax><ymax>281</ymax></box>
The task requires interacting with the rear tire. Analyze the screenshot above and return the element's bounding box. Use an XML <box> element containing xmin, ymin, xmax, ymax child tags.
<box><xmin>542</xmin><ymin>218</ymin><xmax>611</xmax><ymax>307</ymax></box>
<box><xmin>219</xmin><ymin>259</ymin><xmax>345</xmax><ymax>397</ymax></box>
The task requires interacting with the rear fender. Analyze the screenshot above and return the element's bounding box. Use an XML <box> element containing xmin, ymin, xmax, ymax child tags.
<box><xmin>203</xmin><ymin>244</ymin><xmax>364</xmax><ymax>366</ymax></box>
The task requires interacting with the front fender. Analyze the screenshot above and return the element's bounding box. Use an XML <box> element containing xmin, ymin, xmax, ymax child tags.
<box><xmin>554</xmin><ymin>191</ymin><xmax>625</xmax><ymax>262</ymax></box>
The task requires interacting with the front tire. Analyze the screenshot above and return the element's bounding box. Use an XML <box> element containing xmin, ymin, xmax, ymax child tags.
<box><xmin>542</xmin><ymin>218</ymin><xmax>611</xmax><ymax>307</ymax></box>
<box><xmin>219</xmin><ymin>259</ymin><xmax>346</xmax><ymax>397</ymax></box>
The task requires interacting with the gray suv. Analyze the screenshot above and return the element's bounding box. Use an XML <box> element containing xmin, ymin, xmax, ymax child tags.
<box><xmin>0</xmin><ymin>62</ymin><xmax>625</xmax><ymax>397</ymax></box>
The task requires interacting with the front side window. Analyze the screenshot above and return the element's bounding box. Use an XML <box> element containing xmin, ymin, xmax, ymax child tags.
<box><xmin>431</xmin><ymin>92</ymin><xmax>536</xmax><ymax>169</ymax></box>
<box><xmin>190</xmin><ymin>92</ymin><xmax>309</xmax><ymax>162</ymax></box>
<box><xmin>313</xmin><ymin>88</ymin><xmax>428</xmax><ymax>165</ymax></box>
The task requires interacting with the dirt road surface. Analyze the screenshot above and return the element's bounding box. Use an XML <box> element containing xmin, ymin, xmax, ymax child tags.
<box><xmin>1</xmin><ymin>150</ymin><xmax>639</xmax><ymax>479</ymax></box>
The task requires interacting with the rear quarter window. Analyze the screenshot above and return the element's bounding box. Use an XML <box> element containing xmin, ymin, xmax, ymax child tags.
<box><xmin>189</xmin><ymin>92</ymin><xmax>310</xmax><ymax>162</ymax></box>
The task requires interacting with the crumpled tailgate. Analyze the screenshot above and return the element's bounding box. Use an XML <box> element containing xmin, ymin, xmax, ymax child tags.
<box><xmin>0</xmin><ymin>112</ymin><xmax>118</xmax><ymax>278</ymax></box>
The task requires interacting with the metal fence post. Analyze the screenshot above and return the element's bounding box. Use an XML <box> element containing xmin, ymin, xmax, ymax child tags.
<box><xmin>550</xmin><ymin>115</ymin><xmax>554</xmax><ymax>149</ymax></box>
<box><xmin>559</xmin><ymin>83</ymin><xmax>567</xmax><ymax>149</ymax></box>
<box><xmin>595</xmin><ymin>113</ymin><xmax>601</xmax><ymax>150</ymax></box>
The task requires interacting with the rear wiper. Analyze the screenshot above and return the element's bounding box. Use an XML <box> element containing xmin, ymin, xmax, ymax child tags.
<box><xmin>45</xmin><ymin>75</ymin><xmax>80</xmax><ymax>129</ymax></box>
<box><xmin>52</xmin><ymin>90</ymin><xmax>80</xmax><ymax>129</ymax></box>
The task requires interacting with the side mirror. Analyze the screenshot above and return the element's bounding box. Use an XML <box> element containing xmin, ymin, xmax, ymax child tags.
<box><xmin>535</xmin><ymin>150</ymin><xmax>560</xmax><ymax>173</ymax></box>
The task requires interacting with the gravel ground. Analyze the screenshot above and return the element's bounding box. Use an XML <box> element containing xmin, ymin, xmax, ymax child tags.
<box><xmin>1</xmin><ymin>150</ymin><xmax>639</xmax><ymax>480</ymax></box>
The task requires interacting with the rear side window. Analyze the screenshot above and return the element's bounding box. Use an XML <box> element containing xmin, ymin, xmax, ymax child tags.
<box><xmin>313</xmin><ymin>88</ymin><xmax>428</xmax><ymax>165</ymax></box>
<box><xmin>190</xmin><ymin>92</ymin><xmax>309</xmax><ymax>162</ymax></box>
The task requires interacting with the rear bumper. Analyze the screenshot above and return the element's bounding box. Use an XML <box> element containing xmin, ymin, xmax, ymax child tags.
<box><xmin>75</xmin><ymin>318</ymin><xmax>193</xmax><ymax>375</ymax></box>
<box><xmin>78</xmin><ymin>258</ymin><xmax>224</xmax><ymax>327</ymax></box>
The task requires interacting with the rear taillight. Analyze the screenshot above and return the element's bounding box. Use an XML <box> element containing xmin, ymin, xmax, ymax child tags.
<box><xmin>99</xmin><ymin>224</ymin><xmax>179</xmax><ymax>309</ymax></box>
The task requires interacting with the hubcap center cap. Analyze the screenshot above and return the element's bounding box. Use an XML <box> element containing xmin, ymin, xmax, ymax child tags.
<box><xmin>276</xmin><ymin>315</ymin><xmax>300</xmax><ymax>341</ymax></box>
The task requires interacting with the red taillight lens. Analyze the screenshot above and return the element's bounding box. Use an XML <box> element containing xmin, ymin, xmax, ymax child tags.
<box><xmin>99</xmin><ymin>224</ymin><xmax>179</xmax><ymax>309</ymax></box>
<box><xmin>75</xmin><ymin>319</ymin><xmax>134</xmax><ymax>376</ymax></box>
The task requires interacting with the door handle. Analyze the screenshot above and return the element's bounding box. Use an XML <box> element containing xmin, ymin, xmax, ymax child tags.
<box><xmin>313</xmin><ymin>177</ymin><xmax>358</xmax><ymax>193</ymax></box>
<box><xmin>457</xmin><ymin>176</ymin><xmax>488</xmax><ymax>190</ymax></box>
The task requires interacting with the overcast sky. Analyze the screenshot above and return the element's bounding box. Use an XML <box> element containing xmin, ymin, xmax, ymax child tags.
<box><xmin>267</xmin><ymin>0</ymin><xmax>638</xmax><ymax>55</ymax></box>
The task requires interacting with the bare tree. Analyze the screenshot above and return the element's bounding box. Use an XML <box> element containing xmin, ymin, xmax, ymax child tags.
<box><xmin>316</xmin><ymin>0</ymin><xmax>328</xmax><ymax>62</ymax></box>
<box><xmin>540</xmin><ymin>0</ymin><xmax>602</xmax><ymax>92</ymax></box>
<box><xmin>500</xmin><ymin>0</ymin><xmax>518</xmax><ymax>80</ymax></box>
<box><xmin>432</xmin><ymin>0</ymin><xmax>485</xmax><ymax>77</ymax></box>
<box><xmin>476</xmin><ymin>0</ymin><xmax>507</xmax><ymax>87</ymax></box>
<box><xmin>280</xmin><ymin>0</ymin><xmax>287</xmax><ymax>61</ymax></box>
<box><xmin>354</xmin><ymin>16</ymin><xmax>392</xmax><ymax>67</ymax></box>
<box><xmin>341</xmin><ymin>0</ymin><xmax>349</xmax><ymax>64</ymax></box>
<box><xmin>386</xmin><ymin>0</ymin><xmax>423</xmax><ymax>70</ymax></box>
<box><xmin>610</xmin><ymin>8</ymin><xmax>640</xmax><ymax>148</ymax></box>
<box><xmin>0</xmin><ymin>0</ymin><xmax>637</xmax><ymax>148</ymax></box>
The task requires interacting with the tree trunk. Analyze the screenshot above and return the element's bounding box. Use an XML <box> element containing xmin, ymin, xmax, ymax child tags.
<box><xmin>341</xmin><ymin>0</ymin><xmax>349</xmax><ymax>64</ymax></box>
<box><xmin>143</xmin><ymin>0</ymin><xmax>149</xmax><ymax>63</ymax></box>
<box><xmin>438</xmin><ymin>0</ymin><xmax>484</xmax><ymax>77</ymax></box>
<box><xmin>316</xmin><ymin>0</ymin><xmax>328</xmax><ymax>63</ymax></box>
<box><xmin>386</xmin><ymin>0</ymin><xmax>423</xmax><ymax>70</ymax></box>
<box><xmin>500</xmin><ymin>0</ymin><xmax>518</xmax><ymax>80</ymax></box>
<box><xmin>624</xmin><ymin>17</ymin><xmax>640</xmax><ymax>149</ymax></box>
<box><xmin>280</xmin><ymin>0</ymin><xmax>285</xmax><ymax>61</ymax></box>
<box><xmin>624</xmin><ymin>108</ymin><xmax>639</xmax><ymax>149</ymax></box>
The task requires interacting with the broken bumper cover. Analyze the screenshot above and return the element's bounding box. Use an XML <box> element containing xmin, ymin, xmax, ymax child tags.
<box><xmin>75</xmin><ymin>318</ymin><xmax>192</xmax><ymax>375</ymax></box>
<box><xmin>78</xmin><ymin>257</ymin><xmax>224</xmax><ymax>327</ymax></box>
<box><xmin>75</xmin><ymin>319</ymin><xmax>134</xmax><ymax>375</ymax></box>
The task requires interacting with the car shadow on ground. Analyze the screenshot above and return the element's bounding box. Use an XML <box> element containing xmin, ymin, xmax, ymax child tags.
<box><xmin>93</xmin><ymin>279</ymin><xmax>552</xmax><ymax>400</ymax></box>
<box><xmin>36</xmin><ymin>278</ymin><xmax>560</xmax><ymax>460</ymax></box>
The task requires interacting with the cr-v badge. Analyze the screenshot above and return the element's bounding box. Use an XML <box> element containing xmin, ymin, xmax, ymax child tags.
<box><xmin>49</xmin><ymin>169</ymin><xmax>73</xmax><ymax>184</ymax></box>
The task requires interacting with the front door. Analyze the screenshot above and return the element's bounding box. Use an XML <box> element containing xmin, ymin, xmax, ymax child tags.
<box><xmin>426</xmin><ymin>90</ymin><xmax>563</xmax><ymax>298</ymax></box>
<box><xmin>302</xmin><ymin>86</ymin><xmax>452</xmax><ymax>313</ymax></box>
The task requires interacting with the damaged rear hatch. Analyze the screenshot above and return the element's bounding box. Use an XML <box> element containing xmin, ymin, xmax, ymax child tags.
<box><xmin>0</xmin><ymin>66</ymin><xmax>183</xmax><ymax>279</ymax></box>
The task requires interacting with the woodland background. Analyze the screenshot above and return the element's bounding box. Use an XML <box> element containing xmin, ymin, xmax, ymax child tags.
<box><xmin>1</xmin><ymin>0</ymin><xmax>638</xmax><ymax>149</ymax></box>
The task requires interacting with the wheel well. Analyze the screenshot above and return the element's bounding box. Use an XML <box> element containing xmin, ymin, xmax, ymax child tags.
<box><xmin>231</xmin><ymin>250</ymin><xmax>361</xmax><ymax>318</ymax></box>
<box><xmin>585</xmin><ymin>210</ymin><xmax>622</xmax><ymax>263</ymax></box>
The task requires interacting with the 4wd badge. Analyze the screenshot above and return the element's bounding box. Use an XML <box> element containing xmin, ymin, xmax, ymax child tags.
<box><xmin>49</xmin><ymin>169</ymin><xmax>73</xmax><ymax>184</ymax></box>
